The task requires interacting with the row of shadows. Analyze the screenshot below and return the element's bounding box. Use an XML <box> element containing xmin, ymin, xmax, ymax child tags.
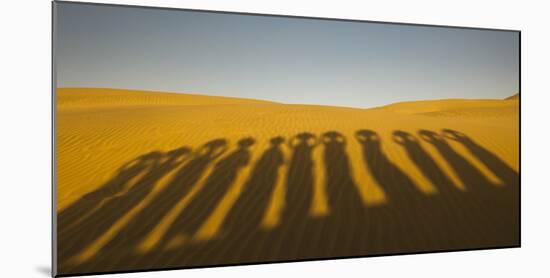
<box><xmin>57</xmin><ymin>129</ymin><xmax>519</xmax><ymax>275</ymax></box>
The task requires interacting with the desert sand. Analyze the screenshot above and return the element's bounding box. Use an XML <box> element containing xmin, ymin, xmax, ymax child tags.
<box><xmin>56</xmin><ymin>88</ymin><xmax>519</xmax><ymax>275</ymax></box>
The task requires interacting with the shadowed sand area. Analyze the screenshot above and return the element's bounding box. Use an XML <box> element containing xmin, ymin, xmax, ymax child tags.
<box><xmin>56</xmin><ymin>88</ymin><xmax>519</xmax><ymax>275</ymax></box>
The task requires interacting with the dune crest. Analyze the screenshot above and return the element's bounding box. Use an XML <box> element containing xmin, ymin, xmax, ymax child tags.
<box><xmin>378</xmin><ymin>97</ymin><xmax>518</xmax><ymax>115</ymax></box>
<box><xmin>505</xmin><ymin>93</ymin><xmax>519</xmax><ymax>100</ymax></box>
<box><xmin>57</xmin><ymin>88</ymin><xmax>279</xmax><ymax>109</ymax></box>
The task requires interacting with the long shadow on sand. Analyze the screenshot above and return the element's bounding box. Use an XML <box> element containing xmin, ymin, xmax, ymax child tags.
<box><xmin>57</xmin><ymin>151</ymin><xmax>160</xmax><ymax>233</ymax></box>
<box><xmin>57</xmin><ymin>129</ymin><xmax>520</xmax><ymax>276</ymax></box>
<box><xmin>442</xmin><ymin>129</ymin><xmax>519</xmax><ymax>187</ymax></box>
<box><xmin>156</xmin><ymin>137</ymin><xmax>255</xmax><ymax>252</ymax></box>
<box><xmin>96</xmin><ymin>139</ymin><xmax>228</xmax><ymax>255</ymax></box>
<box><xmin>274</xmin><ymin>132</ymin><xmax>318</xmax><ymax>258</ymax></box>
<box><xmin>316</xmin><ymin>131</ymin><xmax>366</xmax><ymax>255</ymax></box>
<box><xmin>58</xmin><ymin>147</ymin><xmax>191</xmax><ymax>261</ymax></box>
<box><xmin>214</xmin><ymin>136</ymin><xmax>286</xmax><ymax>259</ymax></box>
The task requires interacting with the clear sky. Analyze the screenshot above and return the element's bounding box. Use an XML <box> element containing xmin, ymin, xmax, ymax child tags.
<box><xmin>54</xmin><ymin>2</ymin><xmax>519</xmax><ymax>108</ymax></box>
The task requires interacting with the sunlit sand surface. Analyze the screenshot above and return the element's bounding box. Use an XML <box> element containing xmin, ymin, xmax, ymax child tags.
<box><xmin>56</xmin><ymin>88</ymin><xmax>519</xmax><ymax>275</ymax></box>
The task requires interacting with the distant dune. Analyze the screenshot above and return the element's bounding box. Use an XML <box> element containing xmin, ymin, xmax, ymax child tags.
<box><xmin>379</xmin><ymin>97</ymin><xmax>518</xmax><ymax>114</ymax></box>
<box><xmin>505</xmin><ymin>93</ymin><xmax>519</xmax><ymax>100</ymax></box>
<box><xmin>57</xmin><ymin>88</ymin><xmax>278</xmax><ymax>109</ymax></box>
<box><xmin>56</xmin><ymin>88</ymin><xmax>519</xmax><ymax>275</ymax></box>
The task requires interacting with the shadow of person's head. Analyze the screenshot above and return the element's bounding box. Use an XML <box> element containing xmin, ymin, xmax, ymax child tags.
<box><xmin>393</xmin><ymin>130</ymin><xmax>418</xmax><ymax>146</ymax></box>
<box><xmin>197</xmin><ymin>138</ymin><xmax>228</xmax><ymax>159</ymax></box>
<box><xmin>270</xmin><ymin>136</ymin><xmax>285</xmax><ymax>147</ymax></box>
<box><xmin>238</xmin><ymin>137</ymin><xmax>256</xmax><ymax>149</ymax></box>
<box><xmin>164</xmin><ymin>146</ymin><xmax>192</xmax><ymax>164</ymax></box>
<box><xmin>118</xmin><ymin>151</ymin><xmax>163</xmax><ymax>173</ymax></box>
<box><xmin>355</xmin><ymin>129</ymin><xmax>380</xmax><ymax>144</ymax></box>
<box><xmin>418</xmin><ymin>130</ymin><xmax>445</xmax><ymax>144</ymax></box>
<box><xmin>322</xmin><ymin>131</ymin><xmax>346</xmax><ymax>145</ymax></box>
<box><xmin>290</xmin><ymin>132</ymin><xmax>317</xmax><ymax>148</ymax></box>
<box><xmin>442</xmin><ymin>129</ymin><xmax>470</xmax><ymax>142</ymax></box>
<box><xmin>118</xmin><ymin>151</ymin><xmax>164</xmax><ymax>173</ymax></box>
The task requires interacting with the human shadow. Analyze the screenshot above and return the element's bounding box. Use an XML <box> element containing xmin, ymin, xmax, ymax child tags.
<box><xmin>392</xmin><ymin>130</ymin><xmax>482</xmax><ymax>246</ymax></box>
<box><xmin>393</xmin><ymin>130</ymin><xmax>459</xmax><ymax>194</ymax></box>
<box><xmin>355</xmin><ymin>129</ymin><xmax>433</xmax><ymax>250</ymax></box>
<box><xmin>215</xmin><ymin>136</ymin><xmax>286</xmax><ymax>259</ymax></box>
<box><xmin>57</xmin><ymin>151</ymin><xmax>160</xmax><ymax>234</ymax></box>
<box><xmin>418</xmin><ymin>130</ymin><xmax>495</xmax><ymax>190</ymax></box>
<box><xmin>418</xmin><ymin>129</ymin><xmax>519</xmax><ymax>245</ymax></box>
<box><xmin>157</xmin><ymin>137</ymin><xmax>255</xmax><ymax>251</ymax></box>
<box><xmin>355</xmin><ymin>129</ymin><xmax>423</xmax><ymax>202</ymax></box>
<box><xmin>442</xmin><ymin>129</ymin><xmax>519</xmax><ymax>186</ymax></box>
<box><xmin>439</xmin><ymin>129</ymin><xmax>520</xmax><ymax>242</ymax></box>
<box><xmin>58</xmin><ymin>147</ymin><xmax>192</xmax><ymax>263</ymax></box>
<box><xmin>97</xmin><ymin>139</ymin><xmax>228</xmax><ymax>255</ymax></box>
<box><xmin>275</xmin><ymin>132</ymin><xmax>318</xmax><ymax>257</ymax></box>
<box><xmin>319</xmin><ymin>131</ymin><xmax>365</xmax><ymax>255</ymax></box>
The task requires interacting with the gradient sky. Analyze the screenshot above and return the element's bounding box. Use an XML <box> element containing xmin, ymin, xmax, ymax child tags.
<box><xmin>54</xmin><ymin>2</ymin><xmax>519</xmax><ymax>108</ymax></box>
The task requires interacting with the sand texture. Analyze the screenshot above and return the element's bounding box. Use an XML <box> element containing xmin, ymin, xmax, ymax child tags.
<box><xmin>56</xmin><ymin>88</ymin><xmax>519</xmax><ymax>275</ymax></box>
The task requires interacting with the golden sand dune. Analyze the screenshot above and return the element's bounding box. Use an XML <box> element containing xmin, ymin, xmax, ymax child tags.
<box><xmin>56</xmin><ymin>88</ymin><xmax>519</xmax><ymax>275</ymax></box>
<box><xmin>380</xmin><ymin>97</ymin><xmax>518</xmax><ymax>115</ymax></box>
<box><xmin>505</xmin><ymin>93</ymin><xmax>519</xmax><ymax>100</ymax></box>
<box><xmin>57</xmin><ymin>88</ymin><xmax>277</xmax><ymax>110</ymax></box>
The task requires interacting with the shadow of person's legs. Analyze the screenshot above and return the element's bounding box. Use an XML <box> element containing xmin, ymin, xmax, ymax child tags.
<box><xmin>442</xmin><ymin>129</ymin><xmax>519</xmax><ymax>186</ymax></box>
<box><xmin>58</xmin><ymin>150</ymin><xmax>179</xmax><ymax>264</ymax></box>
<box><xmin>273</xmin><ymin>132</ymin><xmax>317</xmax><ymax>258</ymax></box>
<box><xmin>215</xmin><ymin>136</ymin><xmax>286</xmax><ymax>259</ymax></box>
<box><xmin>157</xmin><ymin>138</ymin><xmax>255</xmax><ymax>253</ymax></box>
<box><xmin>66</xmin><ymin>139</ymin><xmax>225</xmax><ymax>270</ymax></box>
<box><xmin>57</xmin><ymin>151</ymin><xmax>160</xmax><ymax>234</ymax></box>
<box><xmin>319</xmin><ymin>131</ymin><xmax>365</xmax><ymax>256</ymax></box>
<box><xmin>418</xmin><ymin>130</ymin><xmax>493</xmax><ymax>190</ymax></box>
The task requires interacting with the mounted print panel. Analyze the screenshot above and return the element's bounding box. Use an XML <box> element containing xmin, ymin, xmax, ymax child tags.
<box><xmin>53</xmin><ymin>1</ymin><xmax>520</xmax><ymax>276</ymax></box>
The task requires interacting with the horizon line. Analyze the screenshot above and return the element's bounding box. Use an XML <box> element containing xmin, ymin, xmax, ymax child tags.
<box><xmin>56</xmin><ymin>86</ymin><xmax>519</xmax><ymax>110</ymax></box>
